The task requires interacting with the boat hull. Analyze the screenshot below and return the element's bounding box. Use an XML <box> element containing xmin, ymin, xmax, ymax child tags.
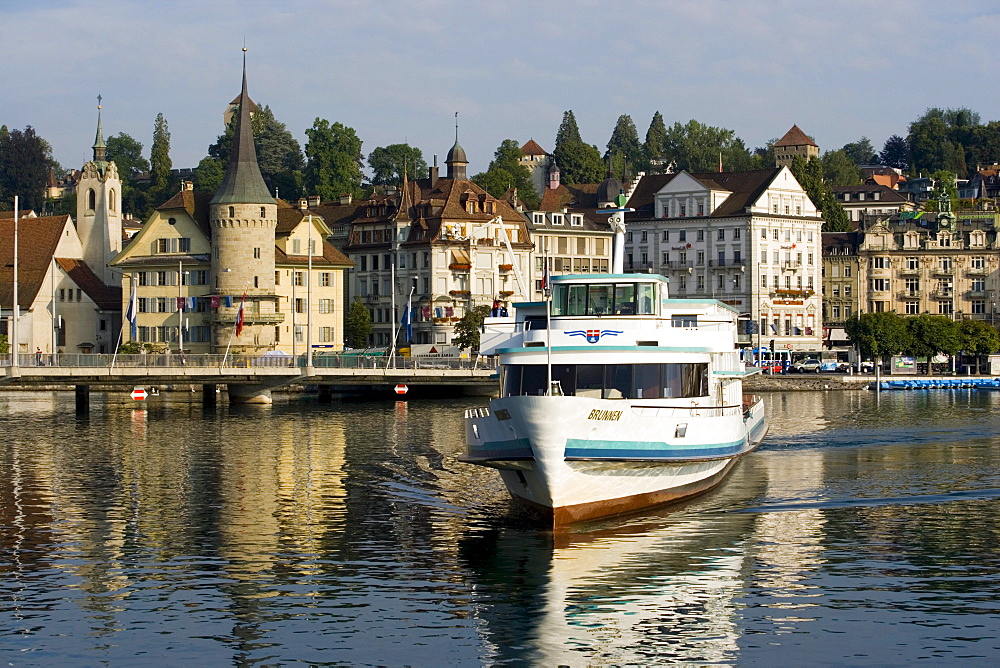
<box><xmin>463</xmin><ymin>394</ymin><xmax>767</xmax><ymax>524</ymax></box>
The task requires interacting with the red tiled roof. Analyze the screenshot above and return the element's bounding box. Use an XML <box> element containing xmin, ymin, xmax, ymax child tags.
<box><xmin>55</xmin><ymin>258</ymin><xmax>122</xmax><ymax>310</ymax></box>
<box><xmin>156</xmin><ymin>190</ymin><xmax>213</xmax><ymax>239</ymax></box>
<box><xmin>520</xmin><ymin>139</ymin><xmax>548</xmax><ymax>156</ymax></box>
<box><xmin>775</xmin><ymin>125</ymin><xmax>817</xmax><ymax>148</ymax></box>
<box><xmin>0</xmin><ymin>215</ymin><xmax>70</xmax><ymax>308</ymax></box>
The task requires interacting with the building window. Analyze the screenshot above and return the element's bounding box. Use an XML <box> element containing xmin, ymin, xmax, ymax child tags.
<box><xmin>321</xmin><ymin>272</ymin><xmax>331</xmax><ymax>287</ymax></box>
<box><xmin>972</xmin><ymin>300</ymin><xmax>986</xmax><ymax>314</ymax></box>
<box><xmin>551</xmin><ymin>213</ymin><xmax>564</xmax><ymax>225</ymax></box>
<box><xmin>679</xmin><ymin>230</ymin><xmax>687</xmax><ymax>242</ymax></box>
<box><xmin>872</xmin><ymin>256</ymin><xmax>889</xmax><ymax>269</ymax></box>
<box><xmin>971</xmin><ymin>256</ymin><xmax>985</xmax><ymax>269</ymax></box>
<box><xmin>905</xmin><ymin>301</ymin><xmax>919</xmax><ymax>314</ymax></box>
<box><xmin>253</xmin><ymin>247</ymin><xmax>261</xmax><ymax>259</ymax></box>
<box><xmin>294</xmin><ymin>272</ymin><xmax>304</xmax><ymax>286</ymax></box>
<box><xmin>228</xmin><ymin>206</ymin><xmax>235</xmax><ymax>217</ymax></box>
<box><xmin>260</xmin><ymin>206</ymin><xmax>266</xmax><ymax>217</ymax></box>
<box><xmin>533</xmin><ymin>213</ymin><xmax>544</xmax><ymax>225</ymax></box>
<box><xmin>717</xmin><ymin>229</ymin><xmax>725</xmax><ymax>240</ymax></box>
<box><xmin>697</xmin><ymin>230</ymin><xmax>704</xmax><ymax>242</ymax></box>
<box><xmin>872</xmin><ymin>278</ymin><xmax>890</xmax><ymax>291</ymax></box>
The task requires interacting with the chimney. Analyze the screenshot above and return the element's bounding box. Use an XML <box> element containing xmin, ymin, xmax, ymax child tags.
<box><xmin>429</xmin><ymin>155</ymin><xmax>439</xmax><ymax>186</ymax></box>
<box><xmin>183</xmin><ymin>180</ymin><xmax>194</xmax><ymax>191</ymax></box>
<box><xmin>339</xmin><ymin>193</ymin><xmax>353</xmax><ymax>205</ymax></box>
<box><xmin>298</xmin><ymin>197</ymin><xmax>309</xmax><ymax>210</ymax></box>
<box><xmin>308</xmin><ymin>194</ymin><xmax>321</xmax><ymax>207</ymax></box>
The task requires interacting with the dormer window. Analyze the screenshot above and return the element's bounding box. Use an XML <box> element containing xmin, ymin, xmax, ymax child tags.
<box><xmin>532</xmin><ymin>212</ymin><xmax>544</xmax><ymax>225</ymax></box>
<box><xmin>551</xmin><ymin>213</ymin><xmax>564</xmax><ymax>225</ymax></box>
<box><xmin>679</xmin><ymin>203</ymin><xmax>686</xmax><ymax>217</ymax></box>
<box><xmin>570</xmin><ymin>214</ymin><xmax>583</xmax><ymax>226</ymax></box>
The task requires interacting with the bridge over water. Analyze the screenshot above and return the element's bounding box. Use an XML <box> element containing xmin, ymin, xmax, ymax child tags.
<box><xmin>1</xmin><ymin>353</ymin><xmax>498</xmax><ymax>409</ymax></box>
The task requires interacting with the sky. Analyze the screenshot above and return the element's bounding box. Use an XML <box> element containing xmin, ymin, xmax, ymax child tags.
<box><xmin>2</xmin><ymin>0</ymin><xmax>999</xmax><ymax>181</ymax></box>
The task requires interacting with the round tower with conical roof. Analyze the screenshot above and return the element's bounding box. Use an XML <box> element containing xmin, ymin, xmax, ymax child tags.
<box><xmin>209</xmin><ymin>53</ymin><xmax>278</xmax><ymax>352</ymax></box>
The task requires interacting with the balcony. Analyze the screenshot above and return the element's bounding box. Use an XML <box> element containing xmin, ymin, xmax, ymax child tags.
<box><xmin>897</xmin><ymin>290</ymin><xmax>922</xmax><ymax>299</ymax></box>
<box><xmin>781</xmin><ymin>261</ymin><xmax>803</xmax><ymax>271</ymax></box>
<box><xmin>966</xmin><ymin>266</ymin><xmax>988</xmax><ymax>276</ymax></box>
<box><xmin>448</xmin><ymin>263</ymin><xmax>471</xmax><ymax>272</ymax></box>
<box><xmin>932</xmin><ymin>267</ymin><xmax>954</xmax><ymax>277</ymax></box>
<box><xmin>933</xmin><ymin>289</ymin><xmax>954</xmax><ymax>299</ymax></box>
<box><xmin>666</xmin><ymin>260</ymin><xmax>693</xmax><ymax>269</ymax></box>
<box><xmin>967</xmin><ymin>289</ymin><xmax>988</xmax><ymax>298</ymax></box>
<box><xmin>897</xmin><ymin>267</ymin><xmax>920</xmax><ymax>276</ymax></box>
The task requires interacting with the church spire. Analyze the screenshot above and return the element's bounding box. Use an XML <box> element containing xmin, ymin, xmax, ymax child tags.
<box><xmin>445</xmin><ymin>111</ymin><xmax>468</xmax><ymax>180</ymax></box>
<box><xmin>93</xmin><ymin>95</ymin><xmax>107</xmax><ymax>168</ymax></box>
<box><xmin>210</xmin><ymin>49</ymin><xmax>274</xmax><ymax>205</ymax></box>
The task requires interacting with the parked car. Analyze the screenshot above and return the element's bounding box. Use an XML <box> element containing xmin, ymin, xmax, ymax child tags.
<box><xmin>791</xmin><ymin>358</ymin><xmax>823</xmax><ymax>373</ymax></box>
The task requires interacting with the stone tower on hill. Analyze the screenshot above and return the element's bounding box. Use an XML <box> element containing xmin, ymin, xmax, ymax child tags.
<box><xmin>774</xmin><ymin>125</ymin><xmax>819</xmax><ymax>168</ymax></box>
<box><xmin>76</xmin><ymin>100</ymin><xmax>122</xmax><ymax>285</ymax></box>
<box><xmin>209</xmin><ymin>54</ymin><xmax>279</xmax><ymax>352</ymax></box>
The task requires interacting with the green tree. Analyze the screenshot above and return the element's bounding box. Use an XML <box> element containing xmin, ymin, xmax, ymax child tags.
<box><xmin>304</xmin><ymin>118</ymin><xmax>364</xmax><ymax>201</ymax></box>
<box><xmin>661</xmin><ymin>120</ymin><xmax>755</xmax><ymax>173</ymax></box>
<box><xmin>841</xmin><ymin>137</ymin><xmax>877</xmax><ymax>165</ymax></box>
<box><xmin>644</xmin><ymin>111</ymin><xmax>668</xmax><ymax>170</ymax></box>
<box><xmin>0</xmin><ymin>334</ymin><xmax>7</xmax><ymax>355</ymax></box>
<box><xmin>105</xmin><ymin>132</ymin><xmax>150</xmax><ymax>216</ymax></box>
<box><xmin>208</xmin><ymin>105</ymin><xmax>304</xmax><ymax>200</ymax></box>
<box><xmin>472</xmin><ymin>139</ymin><xmax>539</xmax><ymax>209</ymax></box>
<box><xmin>368</xmin><ymin>143</ymin><xmax>428</xmax><ymax>186</ymax></box>
<box><xmin>790</xmin><ymin>155</ymin><xmax>851</xmax><ymax>232</ymax></box>
<box><xmin>923</xmin><ymin>170</ymin><xmax>958</xmax><ymax>212</ymax></box>
<box><xmin>552</xmin><ymin>110</ymin><xmax>604</xmax><ymax>184</ymax></box>
<box><xmin>0</xmin><ymin>126</ymin><xmax>49</xmax><ymax>210</ymax></box>
<box><xmin>452</xmin><ymin>304</ymin><xmax>492</xmax><ymax>351</ymax></box>
<box><xmin>969</xmin><ymin>121</ymin><xmax>1000</xmax><ymax>168</ymax></box>
<box><xmin>879</xmin><ymin>135</ymin><xmax>908</xmax><ymax>169</ymax></box>
<box><xmin>148</xmin><ymin>113</ymin><xmax>173</xmax><ymax>206</ymax></box>
<box><xmin>605</xmin><ymin>114</ymin><xmax>644</xmax><ymax>173</ymax></box>
<box><xmin>958</xmin><ymin>319</ymin><xmax>1000</xmax><ymax>374</ymax></box>
<box><xmin>820</xmin><ymin>149</ymin><xmax>862</xmax><ymax>185</ymax></box>
<box><xmin>194</xmin><ymin>156</ymin><xmax>225</xmax><ymax>194</ymax></box>
<box><xmin>753</xmin><ymin>138</ymin><xmax>778</xmax><ymax>169</ymax></box>
<box><xmin>844</xmin><ymin>311</ymin><xmax>910</xmax><ymax>383</ymax></box>
<box><xmin>906</xmin><ymin>314</ymin><xmax>961</xmax><ymax>375</ymax></box>
<box><xmin>106</xmin><ymin>132</ymin><xmax>149</xmax><ymax>179</ymax></box>
<box><xmin>344</xmin><ymin>296</ymin><xmax>373</xmax><ymax>348</ymax></box>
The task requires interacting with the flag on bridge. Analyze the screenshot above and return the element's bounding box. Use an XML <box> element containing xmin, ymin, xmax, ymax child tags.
<box><xmin>235</xmin><ymin>293</ymin><xmax>246</xmax><ymax>337</ymax></box>
<box><xmin>126</xmin><ymin>280</ymin><xmax>137</xmax><ymax>339</ymax></box>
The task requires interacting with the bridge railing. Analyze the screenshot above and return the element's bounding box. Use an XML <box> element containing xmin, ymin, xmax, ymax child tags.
<box><xmin>2</xmin><ymin>353</ymin><xmax>498</xmax><ymax>371</ymax></box>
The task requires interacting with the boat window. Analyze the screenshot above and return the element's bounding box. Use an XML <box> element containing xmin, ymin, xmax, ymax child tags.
<box><xmin>636</xmin><ymin>283</ymin><xmax>656</xmax><ymax>314</ymax></box>
<box><xmin>587</xmin><ymin>284</ymin><xmax>611</xmax><ymax>315</ymax></box>
<box><xmin>501</xmin><ymin>363</ymin><xmax>708</xmax><ymax>399</ymax></box>
<box><xmin>552</xmin><ymin>282</ymin><xmax>658</xmax><ymax>316</ymax></box>
<box><xmin>612</xmin><ymin>284</ymin><xmax>636</xmax><ymax>315</ymax></box>
<box><xmin>672</xmin><ymin>314</ymin><xmax>698</xmax><ymax>327</ymax></box>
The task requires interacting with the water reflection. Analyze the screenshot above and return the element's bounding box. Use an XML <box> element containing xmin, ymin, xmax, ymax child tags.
<box><xmin>1</xmin><ymin>390</ymin><xmax>999</xmax><ymax>663</ymax></box>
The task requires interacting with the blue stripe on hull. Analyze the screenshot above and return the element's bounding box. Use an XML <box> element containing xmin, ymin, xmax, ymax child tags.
<box><xmin>468</xmin><ymin>438</ymin><xmax>533</xmax><ymax>460</ymax></box>
<box><xmin>565</xmin><ymin>437</ymin><xmax>746</xmax><ymax>460</ymax></box>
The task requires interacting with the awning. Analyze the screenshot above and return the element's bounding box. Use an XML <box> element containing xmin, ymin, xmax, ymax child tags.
<box><xmin>451</xmin><ymin>249</ymin><xmax>471</xmax><ymax>264</ymax></box>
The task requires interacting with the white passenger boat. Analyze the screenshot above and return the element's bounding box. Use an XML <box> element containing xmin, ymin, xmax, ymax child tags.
<box><xmin>461</xmin><ymin>272</ymin><xmax>767</xmax><ymax>525</ymax></box>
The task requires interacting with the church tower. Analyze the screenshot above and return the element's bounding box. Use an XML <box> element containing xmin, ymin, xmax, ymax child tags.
<box><xmin>209</xmin><ymin>53</ymin><xmax>278</xmax><ymax>352</ymax></box>
<box><xmin>445</xmin><ymin>114</ymin><xmax>468</xmax><ymax>180</ymax></box>
<box><xmin>76</xmin><ymin>97</ymin><xmax>122</xmax><ymax>285</ymax></box>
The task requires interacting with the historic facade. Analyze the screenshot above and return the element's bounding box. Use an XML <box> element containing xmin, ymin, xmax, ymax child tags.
<box><xmin>521</xmin><ymin>164</ymin><xmax>614</xmax><ymax>296</ymax></box>
<box><xmin>110</xmin><ymin>61</ymin><xmax>351</xmax><ymax>355</ymax></box>
<box><xmin>857</xmin><ymin>197</ymin><xmax>999</xmax><ymax>321</ymax></box>
<box><xmin>624</xmin><ymin>167</ymin><xmax>825</xmax><ymax>351</ymax></box>
<box><xmin>342</xmin><ymin>140</ymin><xmax>533</xmax><ymax>349</ymax></box>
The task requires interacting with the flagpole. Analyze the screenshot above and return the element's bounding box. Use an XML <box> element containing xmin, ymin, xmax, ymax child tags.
<box><xmin>544</xmin><ymin>241</ymin><xmax>552</xmax><ymax>395</ymax></box>
<box><xmin>11</xmin><ymin>196</ymin><xmax>19</xmax><ymax>370</ymax></box>
<box><xmin>109</xmin><ymin>273</ymin><xmax>135</xmax><ymax>370</ymax></box>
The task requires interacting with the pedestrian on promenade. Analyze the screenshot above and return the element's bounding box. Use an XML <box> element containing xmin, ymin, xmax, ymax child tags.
<box><xmin>35</xmin><ymin>348</ymin><xmax>43</xmax><ymax>366</ymax></box>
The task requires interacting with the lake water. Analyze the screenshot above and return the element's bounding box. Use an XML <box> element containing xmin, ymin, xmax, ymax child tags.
<box><xmin>1</xmin><ymin>388</ymin><xmax>999</xmax><ymax>665</ymax></box>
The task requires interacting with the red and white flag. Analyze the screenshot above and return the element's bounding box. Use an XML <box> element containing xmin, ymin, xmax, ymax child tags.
<box><xmin>235</xmin><ymin>292</ymin><xmax>246</xmax><ymax>337</ymax></box>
